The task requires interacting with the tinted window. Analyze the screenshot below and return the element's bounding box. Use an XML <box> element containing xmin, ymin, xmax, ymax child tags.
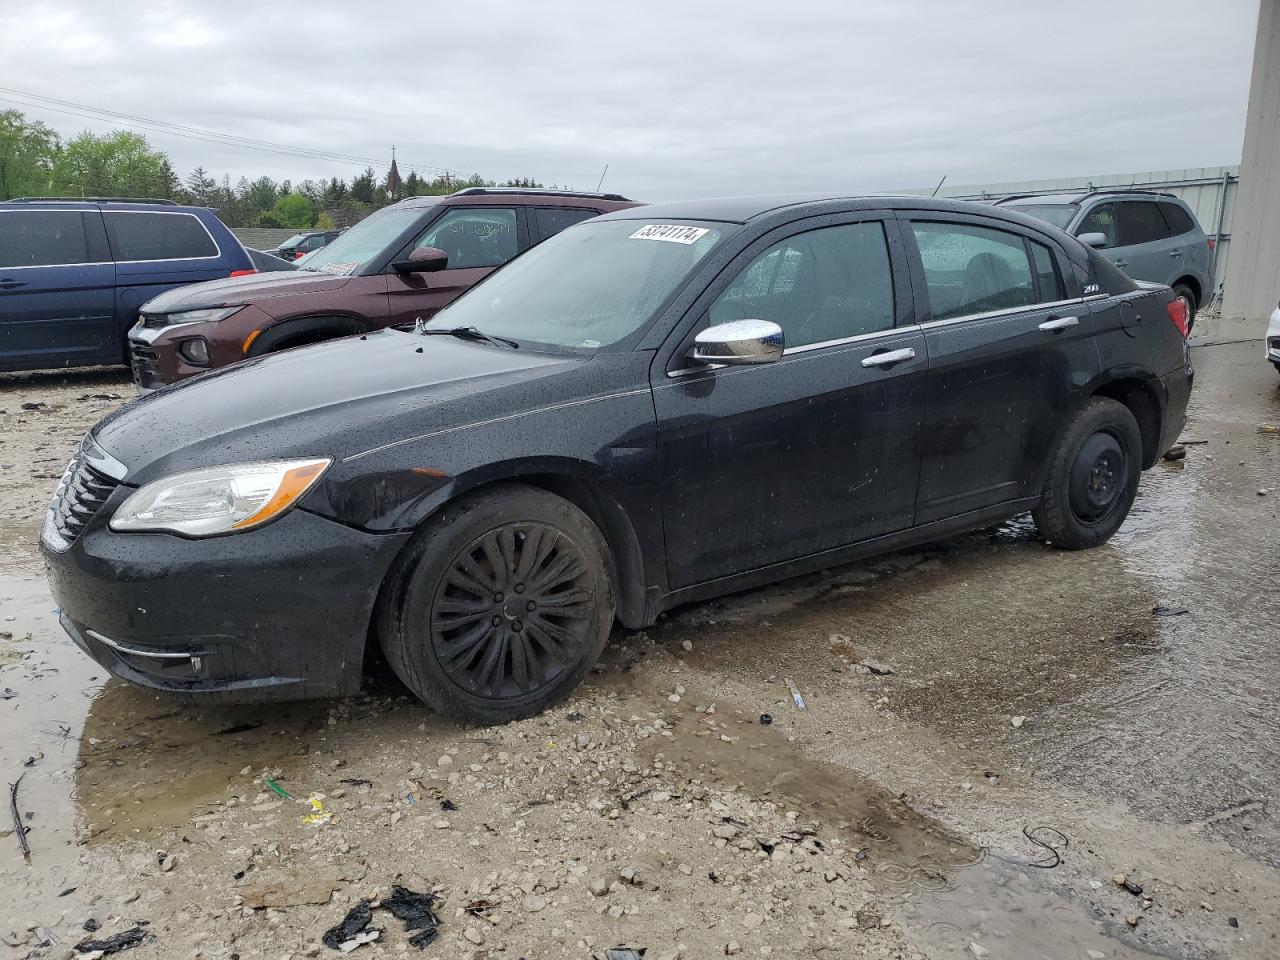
<box><xmin>533</xmin><ymin>207</ymin><xmax>597</xmax><ymax>238</ymax></box>
<box><xmin>1160</xmin><ymin>202</ymin><xmax>1196</xmax><ymax>236</ymax></box>
<box><xmin>911</xmin><ymin>221</ymin><xmax>1037</xmax><ymax>320</ymax></box>
<box><xmin>415</xmin><ymin>208</ymin><xmax>518</xmax><ymax>269</ymax></box>
<box><xmin>1030</xmin><ymin>241</ymin><xmax>1064</xmax><ymax>300</ymax></box>
<box><xmin>1076</xmin><ymin>203</ymin><xmax>1119</xmax><ymax>247</ymax></box>
<box><xmin>1115</xmin><ymin>202</ymin><xmax>1170</xmax><ymax>246</ymax></box>
<box><xmin>104</xmin><ymin>212</ymin><xmax>217</xmax><ymax>261</ymax></box>
<box><xmin>709</xmin><ymin>222</ymin><xmax>894</xmax><ymax>348</ymax></box>
<box><xmin>0</xmin><ymin>211</ymin><xmax>92</xmax><ymax>268</ymax></box>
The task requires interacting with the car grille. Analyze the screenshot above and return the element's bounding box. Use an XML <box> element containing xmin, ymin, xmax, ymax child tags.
<box><xmin>42</xmin><ymin>453</ymin><xmax>120</xmax><ymax>551</ymax></box>
<box><xmin>129</xmin><ymin>341</ymin><xmax>160</xmax><ymax>387</ymax></box>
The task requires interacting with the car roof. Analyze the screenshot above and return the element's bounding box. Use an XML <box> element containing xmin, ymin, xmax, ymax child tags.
<box><xmin>391</xmin><ymin>188</ymin><xmax>637</xmax><ymax>212</ymax></box>
<box><xmin>591</xmin><ymin>193</ymin><xmax>1039</xmax><ymax>226</ymax></box>
<box><xmin>0</xmin><ymin>197</ymin><xmax>211</xmax><ymax>213</ymax></box>
<box><xmin>998</xmin><ymin>190</ymin><xmax>1184</xmax><ymax>207</ymax></box>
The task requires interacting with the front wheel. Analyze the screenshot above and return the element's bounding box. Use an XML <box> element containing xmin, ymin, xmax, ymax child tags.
<box><xmin>378</xmin><ymin>485</ymin><xmax>614</xmax><ymax>724</ymax></box>
<box><xmin>1032</xmin><ymin>397</ymin><xmax>1142</xmax><ymax>550</ymax></box>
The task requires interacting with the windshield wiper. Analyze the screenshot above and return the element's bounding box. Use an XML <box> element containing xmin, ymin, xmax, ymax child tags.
<box><xmin>416</xmin><ymin>323</ymin><xmax>519</xmax><ymax>349</ymax></box>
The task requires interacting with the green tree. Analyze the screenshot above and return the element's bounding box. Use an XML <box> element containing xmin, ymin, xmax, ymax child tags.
<box><xmin>0</xmin><ymin>110</ymin><xmax>59</xmax><ymax>199</ymax></box>
<box><xmin>52</xmin><ymin>130</ymin><xmax>176</xmax><ymax>198</ymax></box>
<box><xmin>184</xmin><ymin>166</ymin><xmax>217</xmax><ymax>205</ymax></box>
<box><xmin>271</xmin><ymin>192</ymin><xmax>315</xmax><ymax>228</ymax></box>
<box><xmin>350</xmin><ymin>167</ymin><xmax>377</xmax><ymax>204</ymax></box>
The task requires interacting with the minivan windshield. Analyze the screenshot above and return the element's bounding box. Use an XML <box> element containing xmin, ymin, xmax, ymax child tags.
<box><xmin>1007</xmin><ymin>203</ymin><xmax>1079</xmax><ymax>230</ymax></box>
<box><xmin>423</xmin><ymin>219</ymin><xmax>726</xmax><ymax>349</ymax></box>
<box><xmin>298</xmin><ymin>207</ymin><xmax>427</xmax><ymax>276</ymax></box>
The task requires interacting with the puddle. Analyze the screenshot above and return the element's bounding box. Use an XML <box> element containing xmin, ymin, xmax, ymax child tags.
<box><xmin>630</xmin><ymin>687</ymin><xmax>1171</xmax><ymax>959</ymax></box>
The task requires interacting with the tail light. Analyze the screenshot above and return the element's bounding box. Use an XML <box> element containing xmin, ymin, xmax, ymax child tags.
<box><xmin>294</xmin><ymin>251</ymin><xmax>305</xmax><ymax>260</ymax></box>
<box><xmin>1206</xmin><ymin>237</ymin><xmax>1216</xmax><ymax>252</ymax></box>
<box><xmin>229</xmin><ymin>269</ymin><xmax>257</xmax><ymax>278</ymax></box>
<box><xmin>1166</xmin><ymin>298</ymin><xmax>1190</xmax><ymax>338</ymax></box>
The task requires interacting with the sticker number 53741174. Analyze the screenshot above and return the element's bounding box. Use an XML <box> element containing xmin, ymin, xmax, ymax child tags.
<box><xmin>629</xmin><ymin>224</ymin><xmax>710</xmax><ymax>245</ymax></box>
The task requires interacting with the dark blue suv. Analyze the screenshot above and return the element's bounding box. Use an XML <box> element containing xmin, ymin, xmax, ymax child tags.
<box><xmin>0</xmin><ymin>198</ymin><xmax>256</xmax><ymax>373</ymax></box>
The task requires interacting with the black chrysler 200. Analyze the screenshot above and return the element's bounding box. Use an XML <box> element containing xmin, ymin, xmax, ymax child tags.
<box><xmin>42</xmin><ymin>195</ymin><xmax>1193</xmax><ymax>723</ymax></box>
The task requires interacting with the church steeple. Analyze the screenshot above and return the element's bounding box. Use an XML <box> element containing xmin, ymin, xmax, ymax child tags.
<box><xmin>386</xmin><ymin>145</ymin><xmax>402</xmax><ymax>198</ymax></box>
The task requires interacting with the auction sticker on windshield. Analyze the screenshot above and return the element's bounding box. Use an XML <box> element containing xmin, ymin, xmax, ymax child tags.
<box><xmin>629</xmin><ymin>224</ymin><xmax>710</xmax><ymax>245</ymax></box>
<box><xmin>318</xmin><ymin>262</ymin><xmax>360</xmax><ymax>277</ymax></box>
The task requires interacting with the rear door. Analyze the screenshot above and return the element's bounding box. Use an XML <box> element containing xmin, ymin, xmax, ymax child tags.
<box><xmin>905</xmin><ymin>215</ymin><xmax>1099</xmax><ymax>523</ymax></box>
<box><xmin>385</xmin><ymin>206</ymin><xmax>526</xmax><ymax>327</ymax></box>
<box><xmin>0</xmin><ymin>208</ymin><xmax>117</xmax><ymax>371</ymax></box>
<box><xmin>1113</xmin><ymin>200</ymin><xmax>1181</xmax><ymax>285</ymax></box>
<box><xmin>104</xmin><ymin>210</ymin><xmax>229</xmax><ymax>324</ymax></box>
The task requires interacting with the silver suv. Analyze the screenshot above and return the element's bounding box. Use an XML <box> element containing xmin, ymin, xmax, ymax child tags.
<box><xmin>995</xmin><ymin>190</ymin><xmax>1213</xmax><ymax>329</ymax></box>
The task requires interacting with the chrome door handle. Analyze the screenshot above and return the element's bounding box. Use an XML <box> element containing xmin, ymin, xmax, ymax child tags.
<box><xmin>1038</xmin><ymin>316</ymin><xmax>1079</xmax><ymax>332</ymax></box>
<box><xmin>1114</xmin><ymin>260</ymin><xmax>1128</xmax><ymax>269</ymax></box>
<box><xmin>861</xmin><ymin>347</ymin><xmax>916</xmax><ymax>368</ymax></box>
<box><xmin>1168</xmin><ymin>249</ymin><xmax>1183</xmax><ymax>257</ymax></box>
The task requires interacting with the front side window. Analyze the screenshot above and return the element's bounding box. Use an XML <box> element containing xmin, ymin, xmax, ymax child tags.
<box><xmin>911</xmin><ymin>221</ymin><xmax>1038</xmax><ymax>320</ymax></box>
<box><xmin>1076</xmin><ymin>204</ymin><xmax>1119</xmax><ymax>247</ymax></box>
<box><xmin>425</xmin><ymin>219</ymin><xmax>725</xmax><ymax>349</ymax></box>
<box><xmin>414</xmin><ymin>208</ymin><xmax>518</xmax><ymax>269</ymax></box>
<box><xmin>709</xmin><ymin>222</ymin><xmax>895</xmax><ymax>348</ymax></box>
<box><xmin>1116</xmin><ymin>202</ymin><xmax>1171</xmax><ymax>246</ymax></box>
<box><xmin>0</xmin><ymin>211</ymin><xmax>91</xmax><ymax>268</ymax></box>
<box><xmin>103</xmin><ymin>212</ymin><xmax>217</xmax><ymax>261</ymax></box>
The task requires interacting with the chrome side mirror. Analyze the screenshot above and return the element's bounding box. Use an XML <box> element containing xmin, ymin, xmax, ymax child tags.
<box><xmin>692</xmin><ymin>319</ymin><xmax>784</xmax><ymax>366</ymax></box>
<box><xmin>1077</xmin><ymin>231</ymin><xmax>1109</xmax><ymax>249</ymax></box>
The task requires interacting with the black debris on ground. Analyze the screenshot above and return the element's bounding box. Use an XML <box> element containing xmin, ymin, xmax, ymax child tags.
<box><xmin>75</xmin><ymin>926</ymin><xmax>149</xmax><ymax>955</ymax></box>
<box><xmin>322</xmin><ymin>900</ymin><xmax>373</xmax><ymax>950</ymax></box>
<box><xmin>214</xmin><ymin>722</ymin><xmax>263</xmax><ymax>736</ymax></box>
<box><xmin>83</xmin><ymin>919</ymin><xmax>100</xmax><ymax>933</ymax></box>
<box><xmin>759</xmin><ymin>714</ymin><xmax>773</xmax><ymax>726</ymax></box>
<box><xmin>440</xmin><ymin>799</ymin><xmax>458</xmax><ymax>812</ymax></box>
<box><xmin>605</xmin><ymin>949</ymin><xmax>647</xmax><ymax>960</ymax></box>
<box><xmin>383</xmin><ymin>884</ymin><xmax>440</xmax><ymax>949</ymax></box>
<box><xmin>1152</xmin><ymin>605</ymin><xmax>1189</xmax><ymax>617</ymax></box>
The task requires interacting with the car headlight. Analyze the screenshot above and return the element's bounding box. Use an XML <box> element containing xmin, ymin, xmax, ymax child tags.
<box><xmin>110</xmin><ymin>458</ymin><xmax>331</xmax><ymax>537</ymax></box>
<box><xmin>164</xmin><ymin>307</ymin><xmax>243</xmax><ymax>325</ymax></box>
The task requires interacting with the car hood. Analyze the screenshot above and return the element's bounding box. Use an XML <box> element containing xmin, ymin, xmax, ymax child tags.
<box><xmin>139</xmin><ymin>270</ymin><xmax>352</xmax><ymax>313</ymax></box>
<box><xmin>92</xmin><ymin>329</ymin><xmax>577</xmax><ymax>484</ymax></box>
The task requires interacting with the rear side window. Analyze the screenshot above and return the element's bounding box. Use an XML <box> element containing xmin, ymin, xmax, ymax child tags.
<box><xmin>709</xmin><ymin>221</ymin><xmax>895</xmax><ymax>348</ymax></box>
<box><xmin>1159</xmin><ymin>202</ymin><xmax>1196</xmax><ymax>236</ymax></box>
<box><xmin>533</xmin><ymin>207</ymin><xmax>598</xmax><ymax>239</ymax></box>
<box><xmin>1115</xmin><ymin>202</ymin><xmax>1170</xmax><ymax>246</ymax></box>
<box><xmin>911</xmin><ymin>221</ymin><xmax>1040</xmax><ymax>320</ymax></box>
<box><xmin>104</xmin><ymin>212</ymin><xmax>218</xmax><ymax>262</ymax></box>
<box><xmin>0</xmin><ymin>211</ymin><xmax>92</xmax><ymax>268</ymax></box>
<box><xmin>1030</xmin><ymin>242</ymin><xmax>1064</xmax><ymax>301</ymax></box>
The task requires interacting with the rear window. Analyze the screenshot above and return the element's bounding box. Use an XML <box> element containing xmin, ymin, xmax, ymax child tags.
<box><xmin>1159</xmin><ymin>202</ymin><xmax>1196</xmax><ymax>236</ymax></box>
<box><xmin>0</xmin><ymin>211</ymin><xmax>92</xmax><ymax>268</ymax></box>
<box><xmin>104</xmin><ymin>212</ymin><xmax>218</xmax><ymax>262</ymax></box>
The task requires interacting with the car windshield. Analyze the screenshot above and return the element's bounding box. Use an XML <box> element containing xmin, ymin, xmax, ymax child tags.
<box><xmin>298</xmin><ymin>207</ymin><xmax>426</xmax><ymax>276</ymax></box>
<box><xmin>423</xmin><ymin>219</ymin><xmax>727</xmax><ymax>349</ymax></box>
<box><xmin>1007</xmin><ymin>203</ymin><xmax>1079</xmax><ymax>230</ymax></box>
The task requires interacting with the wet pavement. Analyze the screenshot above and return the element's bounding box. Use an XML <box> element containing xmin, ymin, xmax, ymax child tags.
<box><xmin>1</xmin><ymin>340</ymin><xmax>1278</xmax><ymax>959</ymax></box>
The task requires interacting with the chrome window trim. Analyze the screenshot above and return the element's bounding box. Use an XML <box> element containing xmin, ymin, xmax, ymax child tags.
<box><xmin>666</xmin><ymin>323</ymin><xmax>919</xmax><ymax>377</ymax></box>
<box><xmin>917</xmin><ymin>296</ymin><xmax>1092</xmax><ymax>331</ymax></box>
<box><xmin>102</xmin><ymin>209</ymin><xmax>223</xmax><ymax>264</ymax></box>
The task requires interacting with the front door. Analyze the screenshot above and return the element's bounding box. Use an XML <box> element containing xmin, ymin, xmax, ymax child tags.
<box><xmin>385</xmin><ymin>206</ymin><xmax>524</xmax><ymax>328</ymax></box>
<box><xmin>0</xmin><ymin>209</ymin><xmax>116</xmax><ymax>371</ymax></box>
<box><xmin>905</xmin><ymin>216</ymin><xmax>1100</xmax><ymax>523</ymax></box>
<box><xmin>653</xmin><ymin>216</ymin><xmax>926</xmax><ymax>589</ymax></box>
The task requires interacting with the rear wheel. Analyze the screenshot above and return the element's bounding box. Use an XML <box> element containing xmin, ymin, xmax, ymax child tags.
<box><xmin>1172</xmin><ymin>283</ymin><xmax>1198</xmax><ymax>331</ymax></box>
<box><xmin>378</xmin><ymin>485</ymin><xmax>614</xmax><ymax>724</ymax></box>
<box><xmin>1032</xmin><ymin>397</ymin><xmax>1142</xmax><ymax>550</ymax></box>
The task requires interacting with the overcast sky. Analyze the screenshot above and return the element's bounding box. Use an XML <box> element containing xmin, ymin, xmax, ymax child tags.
<box><xmin>0</xmin><ymin>0</ymin><xmax>1261</xmax><ymax>200</ymax></box>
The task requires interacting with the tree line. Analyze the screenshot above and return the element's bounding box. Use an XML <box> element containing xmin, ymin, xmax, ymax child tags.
<box><xmin>0</xmin><ymin>110</ymin><xmax>546</xmax><ymax>230</ymax></box>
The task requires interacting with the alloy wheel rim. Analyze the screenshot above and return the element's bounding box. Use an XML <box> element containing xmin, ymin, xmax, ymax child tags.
<box><xmin>430</xmin><ymin>522</ymin><xmax>595</xmax><ymax>700</ymax></box>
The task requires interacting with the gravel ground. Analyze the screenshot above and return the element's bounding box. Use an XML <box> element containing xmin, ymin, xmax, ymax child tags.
<box><xmin>1</xmin><ymin>341</ymin><xmax>1278</xmax><ymax>960</ymax></box>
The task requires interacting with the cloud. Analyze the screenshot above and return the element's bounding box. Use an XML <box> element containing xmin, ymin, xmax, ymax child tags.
<box><xmin>0</xmin><ymin>0</ymin><xmax>1259</xmax><ymax>199</ymax></box>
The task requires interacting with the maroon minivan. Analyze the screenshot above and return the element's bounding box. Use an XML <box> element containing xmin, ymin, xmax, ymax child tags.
<box><xmin>128</xmin><ymin>188</ymin><xmax>638</xmax><ymax>390</ymax></box>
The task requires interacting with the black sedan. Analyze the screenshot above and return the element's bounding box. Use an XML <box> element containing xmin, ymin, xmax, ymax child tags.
<box><xmin>42</xmin><ymin>195</ymin><xmax>1193</xmax><ymax>723</ymax></box>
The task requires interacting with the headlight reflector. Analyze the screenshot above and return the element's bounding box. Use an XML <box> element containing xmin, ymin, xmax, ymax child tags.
<box><xmin>165</xmin><ymin>306</ymin><xmax>243</xmax><ymax>326</ymax></box>
<box><xmin>109</xmin><ymin>458</ymin><xmax>330</xmax><ymax>536</ymax></box>
<box><xmin>178</xmin><ymin>337</ymin><xmax>210</xmax><ymax>366</ymax></box>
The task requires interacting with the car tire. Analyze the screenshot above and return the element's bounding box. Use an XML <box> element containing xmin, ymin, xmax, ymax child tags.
<box><xmin>377</xmin><ymin>484</ymin><xmax>615</xmax><ymax>724</ymax></box>
<box><xmin>1172</xmin><ymin>283</ymin><xmax>1198</xmax><ymax>331</ymax></box>
<box><xmin>1032</xmin><ymin>397</ymin><xmax>1142</xmax><ymax>550</ymax></box>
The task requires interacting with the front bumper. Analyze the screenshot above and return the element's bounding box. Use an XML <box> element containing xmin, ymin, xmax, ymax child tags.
<box><xmin>43</xmin><ymin>493</ymin><xmax>411</xmax><ymax>703</ymax></box>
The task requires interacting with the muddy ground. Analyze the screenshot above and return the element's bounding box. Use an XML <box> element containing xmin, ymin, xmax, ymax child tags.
<box><xmin>1</xmin><ymin>339</ymin><xmax>1277</xmax><ymax>960</ymax></box>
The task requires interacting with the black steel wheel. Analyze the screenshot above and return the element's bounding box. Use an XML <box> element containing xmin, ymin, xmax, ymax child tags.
<box><xmin>379</xmin><ymin>484</ymin><xmax>614</xmax><ymax>724</ymax></box>
<box><xmin>1033</xmin><ymin>397</ymin><xmax>1142</xmax><ymax>550</ymax></box>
